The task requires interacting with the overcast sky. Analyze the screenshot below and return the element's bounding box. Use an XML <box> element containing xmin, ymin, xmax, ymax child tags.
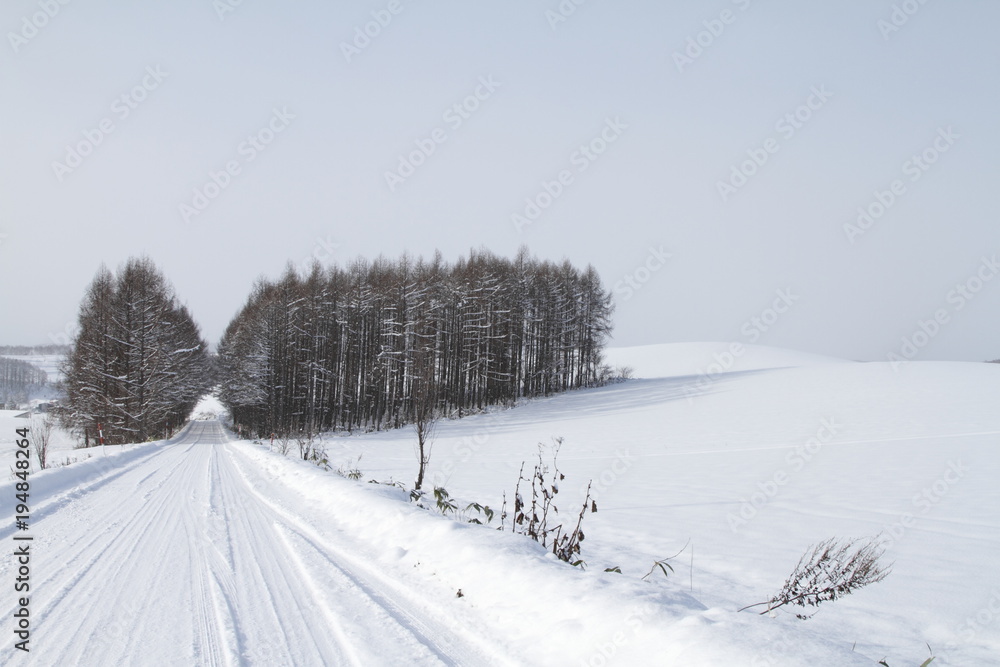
<box><xmin>2</xmin><ymin>1</ymin><xmax>998</xmax><ymax>362</ymax></box>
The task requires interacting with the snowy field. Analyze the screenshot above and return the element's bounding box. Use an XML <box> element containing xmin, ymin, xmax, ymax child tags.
<box><xmin>1</xmin><ymin>342</ymin><xmax>997</xmax><ymax>665</ymax></box>
<box><xmin>0</xmin><ymin>411</ymin><xmax>84</xmax><ymax>470</ymax></box>
<box><xmin>321</xmin><ymin>342</ymin><xmax>1000</xmax><ymax>665</ymax></box>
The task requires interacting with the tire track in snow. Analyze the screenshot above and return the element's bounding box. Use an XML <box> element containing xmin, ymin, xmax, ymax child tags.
<box><xmin>185</xmin><ymin>441</ymin><xmax>238</xmax><ymax>666</ymax></box>
<box><xmin>0</xmin><ymin>442</ymin><xmax>172</xmax><ymax>542</ymax></box>
<box><xmin>208</xmin><ymin>434</ymin><xmax>363</xmax><ymax>665</ymax></box>
<box><xmin>222</xmin><ymin>436</ymin><xmax>519</xmax><ymax>667</ymax></box>
<box><xmin>271</xmin><ymin>525</ymin><xmax>369</xmax><ymax>667</ymax></box>
<box><xmin>0</xmin><ymin>438</ymin><xmax>205</xmax><ymax>661</ymax></box>
<box><xmin>7</xmin><ymin>439</ymin><xmax>197</xmax><ymax>615</ymax></box>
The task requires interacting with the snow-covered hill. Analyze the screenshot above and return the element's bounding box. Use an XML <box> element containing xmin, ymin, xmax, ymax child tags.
<box><xmin>327</xmin><ymin>343</ymin><xmax>1000</xmax><ymax>665</ymax></box>
<box><xmin>603</xmin><ymin>341</ymin><xmax>850</xmax><ymax>379</ymax></box>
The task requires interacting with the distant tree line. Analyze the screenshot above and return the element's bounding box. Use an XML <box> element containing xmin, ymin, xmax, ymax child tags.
<box><xmin>61</xmin><ymin>257</ymin><xmax>212</xmax><ymax>445</ymax></box>
<box><xmin>217</xmin><ymin>248</ymin><xmax>614</xmax><ymax>438</ymax></box>
<box><xmin>0</xmin><ymin>344</ymin><xmax>71</xmax><ymax>356</ymax></box>
<box><xmin>0</xmin><ymin>344</ymin><xmax>70</xmax><ymax>356</ymax></box>
<box><xmin>0</xmin><ymin>358</ymin><xmax>47</xmax><ymax>409</ymax></box>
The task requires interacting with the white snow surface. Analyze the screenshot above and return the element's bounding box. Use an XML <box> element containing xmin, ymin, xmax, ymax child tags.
<box><xmin>0</xmin><ymin>413</ymin><xmax>82</xmax><ymax>470</ymax></box>
<box><xmin>1</xmin><ymin>342</ymin><xmax>997</xmax><ymax>665</ymax></box>
<box><xmin>189</xmin><ymin>391</ymin><xmax>229</xmax><ymax>422</ymax></box>
<box><xmin>602</xmin><ymin>341</ymin><xmax>850</xmax><ymax>379</ymax></box>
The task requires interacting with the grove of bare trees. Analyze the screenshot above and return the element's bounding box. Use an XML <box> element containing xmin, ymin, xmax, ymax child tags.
<box><xmin>217</xmin><ymin>248</ymin><xmax>614</xmax><ymax>439</ymax></box>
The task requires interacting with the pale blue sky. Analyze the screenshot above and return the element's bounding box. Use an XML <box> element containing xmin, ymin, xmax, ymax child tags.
<box><xmin>2</xmin><ymin>1</ymin><xmax>998</xmax><ymax>362</ymax></box>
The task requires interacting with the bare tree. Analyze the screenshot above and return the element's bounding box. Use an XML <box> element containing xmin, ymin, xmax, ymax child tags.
<box><xmin>411</xmin><ymin>345</ymin><xmax>437</xmax><ymax>491</ymax></box>
<box><xmin>29</xmin><ymin>413</ymin><xmax>54</xmax><ymax>470</ymax></box>
<box><xmin>412</xmin><ymin>413</ymin><xmax>436</xmax><ymax>491</ymax></box>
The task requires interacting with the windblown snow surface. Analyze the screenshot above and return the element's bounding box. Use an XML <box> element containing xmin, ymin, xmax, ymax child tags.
<box><xmin>1</xmin><ymin>342</ymin><xmax>997</xmax><ymax>665</ymax></box>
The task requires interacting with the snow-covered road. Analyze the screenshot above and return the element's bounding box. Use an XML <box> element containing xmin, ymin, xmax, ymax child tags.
<box><xmin>1</xmin><ymin>420</ymin><xmax>513</xmax><ymax>666</ymax></box>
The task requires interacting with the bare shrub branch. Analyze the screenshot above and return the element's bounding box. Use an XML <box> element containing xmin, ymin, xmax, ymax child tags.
<box><xmin>739</xmin><ymin>536</ymin><xmax>892</xmax><ymax>618</ymax></box>
<box><xmin>502</xmin><ymin>438</ymin><xmax>595</xmax><ymax>565</ymax></box>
